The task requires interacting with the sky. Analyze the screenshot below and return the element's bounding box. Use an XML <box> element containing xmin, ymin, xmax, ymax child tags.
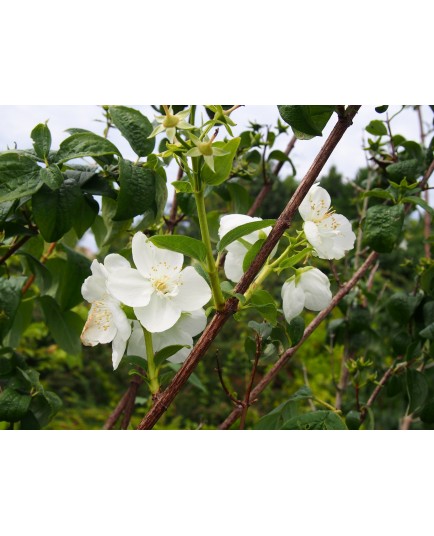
<box><xmin>0</xmin><ymin>104</ymin><xmax>431</xmax><ymax>182</ymax></box>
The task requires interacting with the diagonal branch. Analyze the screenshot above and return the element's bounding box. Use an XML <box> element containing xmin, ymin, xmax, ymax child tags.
<box><xmin>137</xmin><ymin>106</ymin><xmax>361</xmax><ymax>430</ymax></box>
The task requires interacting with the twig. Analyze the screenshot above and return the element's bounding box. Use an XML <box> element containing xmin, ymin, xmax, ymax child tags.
<box><xmin>0</xmin><ymin>235</ymin><xmax>32</xmax><ymax>265</ymax></box>
<box><xmin>360</xmin><ymin>363</ymin><xmax>395</xmax><ymax>425</ymax></box>
<box><xmin>215</xmin><ymin>354</ymin><xmax>240</xmax><ymax>406</ymax></box>
<box><xmin>219</xmin><ymin>250</ymin><xmax>378</xmax><ymax>429</ymax></box>
<box><xmin>239</xmin><ymin>334</ymin><xmax>262</xmax><ymax>430</ymax></box>
<box><xmin>136</xmin><ymin>106</ymin><xmax>361</xmax><ymax>430</ymax></box>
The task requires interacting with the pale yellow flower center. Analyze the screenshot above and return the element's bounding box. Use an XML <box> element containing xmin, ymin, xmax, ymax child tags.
<box><xmin>163</xmin><ymin>114</ymin><xmax>180</xmax><ymax>128</ymax></box>
<box><xmin>198</xmin><ymin>141</ymin><xmax>213</xmax><ymax>156</ymax></box>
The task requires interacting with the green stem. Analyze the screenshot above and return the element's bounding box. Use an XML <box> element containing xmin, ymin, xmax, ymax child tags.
<box><xmin>143</xmin><ymin>327</ymin><xmax>159</xmax><ymax>395</ymax></box>
<box><xmin>244</xmin><ymin>242</ymin><xmax>311</xmax><ymax>302</ymax></box>
<box><xmin>193</xmin><ymin>187</ymin><xmax>225</xmax><ymax>311</ymax></box>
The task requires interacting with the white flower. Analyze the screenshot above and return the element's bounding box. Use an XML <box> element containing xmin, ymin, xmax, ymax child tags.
<box><xmin>281</xmin><ymin>267</ymin><xmax>332</xmax><ymax>323</ymax></box>
<box><xmin>81</xmin><ymin>255</ymin><xmax>132</xmax><ymax>370</ymax></box>
<box><xmin>299</xmin><ymin>184</ymin><xmax>356</xmax><ymax>260</ymax></box>
<box><xmin>107</xmin><ymin>232</ymin><xmax>211</xmax><ymax>333</ymax></box>
<box><xmin>148</xmin><ymin>106</ymin><xmax>194</xmax><ymax>143</ymax></box>
<box><xmin>127</xmin><ymin>309</ymin><xmax>207</xmax><ymax>365</ymax></box>
<box><xmin>218</xmin><ymin>214</ymin><xmax>273</xmax><ymax>283</ymax></box>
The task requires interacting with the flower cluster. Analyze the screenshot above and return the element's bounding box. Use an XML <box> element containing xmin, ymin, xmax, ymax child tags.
<box><xmin>217</xmin><ymin>183</ymin><xmax>355</xmax><ymax>324</ymax></box>
<box><xmin>81</xmin><ymin>232</ymin><xmax>211</xmax><ymax>369</ymax></box>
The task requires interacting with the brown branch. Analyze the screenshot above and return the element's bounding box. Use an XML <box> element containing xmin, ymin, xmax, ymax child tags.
<box><xmin>136</xmin><ymin>106</ymin><xmax>362</xmax><ymax>430</ymax></box>
<box><xmin>239</xmin><ymin>334</ymin><xmax>262</xmax><ymax>430</ymax></box>
<box><xmin>0</xmin><ymin>234</ymin><xmax>32</xmax><ymax>265</ymax></box>
<box><xmin>272</xmin><ymin>135</ymin><xmax>297</xmax><ymax>177</ymax></box>
<box><xmin>103</xmin><ymin>373</ymin><xmax>144</xmax><ymax>430</ymax></box>
<box><xmin>219</xmin><ymin>250</ymin><xmax>378</xmax><ymax>429</ymax></box>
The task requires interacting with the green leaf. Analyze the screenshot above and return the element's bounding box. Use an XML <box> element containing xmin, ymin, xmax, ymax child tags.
<box><xmin>114</xmin><ymin>160</ymin><xmax>167</xmax><ymax>222</ymax></box>
<box><xmin>401</xmin><ymin>195</ymin><xmax>434</xmax><ymax>216</ymax></box>
<box><xmin>253</xmin><ymin>386</ymin><xmax>313</xmax><ymax>430</ymax></box>
<box><xmin>3</xmin><ymin>299</ymin><xmax>34</xmax><ymax>349</ymax></box>
<box><xmin>168</xmin><ymin>363</ymin><xmax>208</xmax><ymax>394</ymax></box>
<box><xmin>278</xmin><ymin>105</ymin><xmax>335</xmax><ymax>138</ymax></box>
<box><xmin>363</xmin><ymin>204</ymin><xmax>404</xmax><ymax>253</ymax></box>
<box><xmin>227</xmin><ymin>183</ymin><xmax>252</xmax><ymax>214</ymax></box>
<box><xmin>375</xmin><ymin>105</ymin><xmax>389</xmax><ymax>114</ymax></box>
<box><xmin>149</xmin><ymin>235</ymin><xmax>207</xmax><ymax>264</ymax></box>
<box><xmin>386</xmin><ymin>159</ymin><xmax>421</xmax><ymax>181</ymax></box>
<box><xmin>109</xmin><ymin>106</ymin><xmax>154</xmax><ymax>157</ymax></box>
<box><xmin>288</xmin><ymin>316</ymin><xmax>305</xmax><ymax>345</ymax></box>
<box><xmin>250</xmin><ymin>289</ymin><xmax>278</xmax><ymax>325</ymax></box>
<box><xmin>363</xmin><ymin>188</ymin><xmax>394</xmax><ymax>201</ymax></box>
<box><xmin>267</xmin><ymin>150</ymin><xmax>296</xmax><ymax>175</ymax></box>
<box><xmin>32</xmin><ymin>180</ymin><xmax>83</xmax><ymax>242</ymax></box>
<box><xmin>346</xmin><ymin>410</ymin><xmax>361</xmax><ymax>430</ymax></box>
<box><xmin>31</xmin><ymin>123</ymin><xmax>52</xmax><ymax>160</ymax></box>
<box><xmin>282</xmin><ymin>410</ymin><xmax>347</xmax><ymax>430</ymax></box>
<box><xmin>201</xmin><ymin>137</ymin><xmax>241</xmax><ymax>185</ymax></box>
<box><xmin>55</xmin><ymin>132</ymin><xmax>121</xmax><ymax>164</ymax></box>
<box><xmin>21</xmin><ymin>391</ymin><xmax>62</xmax><ymax>429</ymax></box>
<box><xmin>39</xmin><ymin>295</ymin><xmax>83</xmax><ymax>354</ymax></box>
<box><xmin>18</xmin><ymin>252</ymin><xmax>52</xmax><ymax>292</ymax></box>
<box><xmin>0</xmin><ymin>388</ymin><xmax>31</xmax><ymax>423</ymax></box>
<box><xmin>406</xmin><ymin>369</ymin><xmax>429</xmax><ymax>414</ymax></box>
<box><xmin>0</xmin><ymin>153</ymin><xmax>42</xmax><ymax>202</ymax></box>
<box><xmin>72</xmin><ymin>194</ymin><xmax>99</xmax><ymax>238</ymax></box>
<box><xmin>101</xmin><ymin>197</ymin><xmax>132</xmax><ymax>247</ymax></box>
<box><xmin>365</xmin><ymin>120</ymin><xmax>388</xmax><ymax>136</ymax></box>
<box><xmin>387</xmin><ymin>291</ymin><xmax>423</xmax><ymax>324</ymax></box>
<box><xmin>39</xmin><ymin>164</ymin><xmax>64</xmax><ymax>190</ymax></box>
<box><xmin>218</xmin><ymin>219</ymin><xmax>274</xmax><ymax>252</ymax></box>
<box><xmin>419</xmin><ymin>322</ymin><xmax>434</xmax><ymax>340</ymax></box>
<box><xmin>0</xmin><ymin>277</ymin><xmax>26</xmax><ymax>341</ymax></box>
<box><xmin>172</xmin><ymin>180</ymin><xmax>192</xmax><ymax>193</ymax></box>
<box><xmin>242</xmin><ymin>239</ymin><xmax>265</xmax><ymax>272</ymax></box>
<box><xmin>47</xmin><ymin>245</ymin><xmax>91</xmax><ymax>310</ymax></box>
<box><xmin>248</xmin><ymin>321</ymin><xmax>272</xmax><ymax>339</ymax></box>
<box><xmin>154</xmin><ymin>345</ymin><xmax>189</xmax><ymax>368</ymax></box>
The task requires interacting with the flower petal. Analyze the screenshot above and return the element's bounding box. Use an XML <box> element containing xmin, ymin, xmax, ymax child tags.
<box><xmin>299</xmin><ymin>269</ymin><xmax>332</xmax><ymax>311</ymax></box>
<box><xmin>112</xmin><ymin>331</ymin><xmax>128</xmax><ymax>370</ymax></box>
<box><xmin>81</xmin><ymin>301</ymin><xmax>117</xmax><ymax>346</ymax></box>
<box><xmin>107</xmin><ymin>300</ymin><xmax>131</xmax><ymax>341</ymax></box>
<box><xmin>204</xmin><ymin>154</ymin><xmax>215</xmax><ymax>172</ymax></box>
<box><xmin>172</xmin><ymin>266</ymin><xmax>212</xmax><ymax>311</ymax></box>
<box><xmin>281</xmin><ymin>280</ymin><xmax>305</xmax><ymax>323</ymax></box>
<box><xmin>133</xmin><ymin>232</ymin><xmax>184</xmax><ymax>275</ymax></box>
<box><xmin>298</xmin><ymin>184</ymin><xmax>331</xmax><ymax>222</ymax></box>
<box><xmin>127</xmin><ymin>320</ymin><xmax>147</xmax><ymax>359</ymax></box>
<box><xmin>134</xmin><ymin>293</ymin><xmax>181</xmax><ymax>333</ymax></box>
<box><xmin>223</xmin><ymin>242</ymin><xmax>248</xmax><ymax>283</ymax></box>
<box><xmin>107</xmin><ymin>267</ymin><xmax>153</xmax><ymax>307</ymax></box>
<box><xmin>148</xmin><ymin>123</ymin><xmax>165</xmax><ymax>139</ymax></box>
<box><xmin>104</xmin><ymin>254</ymin><xmax>131</xmax><ymax>273</ymax></box>
<box><xmin>166</xmin><ymin>127</ymin><xmax>176</xmax><ymax>143</ymax></box>
<box><xmin>176</xmin><ymin>309</ymin><xmax>207</xmax><ymax>338</ymax></box>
